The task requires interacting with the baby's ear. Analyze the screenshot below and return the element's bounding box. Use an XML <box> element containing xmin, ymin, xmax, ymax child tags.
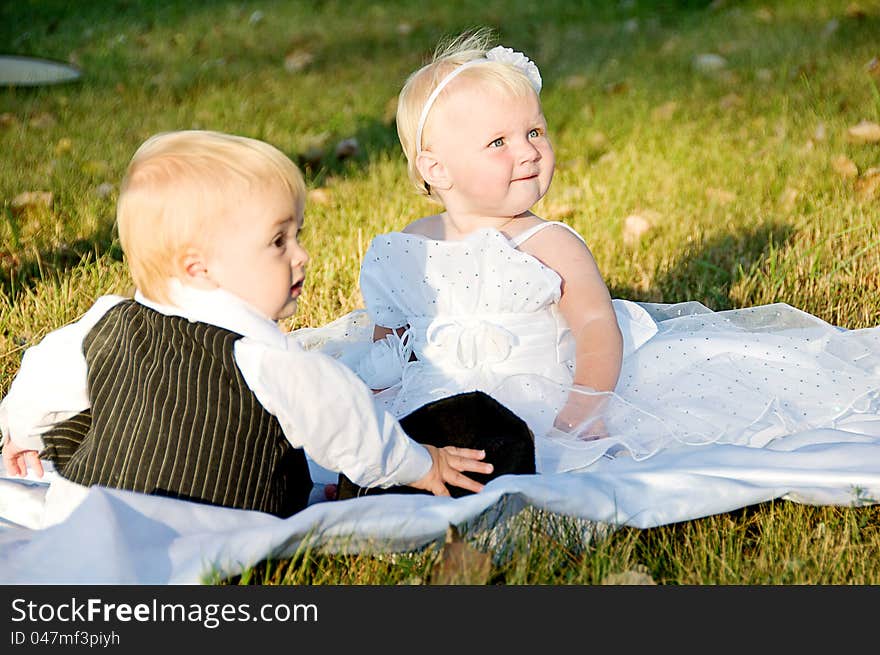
<box><xmin>416</xmin><ymin>151</ymin><xmax>451</xmax><ymax>191</ymax></box>
<box><xmin>179</xmin><ymin>248</ymin><xmax>215</xmax><ymax>289</ymax></box>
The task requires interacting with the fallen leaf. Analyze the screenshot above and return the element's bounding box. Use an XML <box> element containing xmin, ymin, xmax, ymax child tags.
<box><xmin>307</xmin><ymin>187</ymin><xmax>332</xmax><ymax>205</ymax></box>
<box><xmin>602</xmin><ymin>564</ymin><xmax>656</xmax><ymax>585</ymax></box>
<box><xmin>0</xmin><ymin>251</ymin><xmax>21</xmax><ymax>269</ymax></box>
<box><xmin>588</xmin><ymin>131</ymin><xmax>610</xmax><ymax>150</ymax></box>
<box><xmin>719</xmin><ymin>40</ymin><xmax>742</xmax><ymax>56</ymax></box>
<box><xmin>845</xmin><ymin>3</ymin><xmax>867</xmax><ymax>19</ymax></box>
<box><xmin>774</xmin><ymin>120</ymin><xmax>788</xmax><ymax>141</ymax></box>
<box><xmin>298</xmin><ymin>132</ymin><xmax>330</xmax><ymax>167</ymax></box>
<box><xmin>604</xmin><ymin>80</ymin><xmax>629</xmax><ymax>95</ymax></box>
<box><xmin>563</xmin><ymin>74</ymin><xmax>588</xmax><ymax>89</ymax></box>
<box><xmin>0</xmin><ymin>113</ymin><xmax>18</xmax><ymax>128</ymax></box>
<box><xmin>334</xmin><ymin>137</ymin><xmax>359</xmax><ymax>160</ymax></box>
<box><xmin>719</xmin><ymin>93</ymin><xmax>743</xmax><ymax>110</ymax></box>
<box><xmin>299</xmin><ymin>146</ymin><xmax>323</xmax><ymax>168</ymax></box>
<box><xmin>55</xmin><ymin>137</ymin><xmax>73</xmax><ymax>155</ymax></box>
<box><xmin>867</xmin><ymin>57</ymin><xmax>880</xmax><ymax>82</ymax></box>
<box><xmin>11</xmin><ymin>191</ymin><xmax>53</xmax><ymax>217</ymax></box>
<box><xmin>29</xmin><ymin>112</ymin><xmax>57</xmax><ymax>129</ymax></box>
<box><xmin>660</xmin><ymin>36</ymin><xmax>679</xmax><ymax>54</ymax></box>
<box><xmin>623</xmin><ymin>211</ymin><xmax>658</xmax><ymax>246</ymax></box>
<box><xmin>706</xmin><ymin>187</ymin><xmax>736</xmax><ymax>204</ymax></box>
<box><xmin>95</xmin><ymin>182</ymin><xmax>115</xmax><ymax>199</ymax></box>
<box><xmin>693</xmin><ymin>53</ymin><xmax>727</xmax><ymax>73</ymax></box>
<box><xmin>651</xmin><ymin>101</ymin><xmax>678</xmax><ymax>121</ymax></box>
<box><xmin>821</xmin><ymin>19</ymin><xmax>840</xmax><ymax>39</ymax></box>
<box><xmin>428</xmin><ymin>525</ymin><xmax>491</xmax><ymax>585</ymax></box>
<box><xmin>754</xmin><ymin>7</ymin><xmax>774</xmax><ymax>22</ymax></box>
<box><xmin>779</xmin><ymin>187</ymin><xmax>798</xmax><ymax>212</ymax></box>
<box><xmin>847</xmin><ymin>120</ymin><xmax>880</xmax><ymax>144</ymax></box>
<box><xmin>831</xmin><ymin>154</ymin><xmax>859</xmax><ymax>179</ymax></box>
<box><xmin>855</xmin><ymin>167</ymin><xmax>880</xmax><ymax>200</ymax></box>
<box><xmin>756</xmin><ymin>68</ymin><xmax>774</xmax><ymax>83</ymax></box>
<box><xmin>284</xmin><ymin>50</ymin><xmax>314</xmax><ymax>73</ymax></box>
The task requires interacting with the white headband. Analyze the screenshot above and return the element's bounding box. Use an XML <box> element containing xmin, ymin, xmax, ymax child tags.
<box><xmin>414</xmin><ymin>45</ymin><xmax>542</xmax><ymax>156</ymax></box>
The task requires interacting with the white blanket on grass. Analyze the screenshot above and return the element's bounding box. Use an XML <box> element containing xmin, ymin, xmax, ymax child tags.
<box><xmin>2</xmin><ymin>421</ymin><xmax>880</xmax><ymax>584</ymax></box>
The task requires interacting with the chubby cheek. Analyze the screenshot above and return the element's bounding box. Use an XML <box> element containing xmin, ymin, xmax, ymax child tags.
<box><xmin>541</xmin><ymin>150</ymin><xmax>556</xmax><ymax>189</ymax></box>
<box><xmin>542</xmin><ymin>142</ymin><xmax>556</xmax><ymax>170</ymax></box>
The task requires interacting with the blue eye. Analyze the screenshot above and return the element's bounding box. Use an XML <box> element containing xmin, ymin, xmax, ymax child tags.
<box><xmin>528</xmin><ymin>128</ymin><xmax>540</xmax><ymax>138</ymax></box>
<box><xmin>490</xmin><ymin>137</ymin><xmax>505</xmax><ymax>148</ymax></box>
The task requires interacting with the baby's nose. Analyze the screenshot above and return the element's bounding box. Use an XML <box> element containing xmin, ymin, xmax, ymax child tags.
<box><xmin>519</xmin><ymin>141</ymin><xmax>541</xmax><ymax>163</ymax></box>
<box><xmin>291</xmin><ymin>242</ymin><xmax>309</xmax><ymax>267</ymax></box>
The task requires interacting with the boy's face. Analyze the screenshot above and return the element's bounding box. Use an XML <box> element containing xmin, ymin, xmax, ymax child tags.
<box><xmin>426</xmin><ymin>81</ymin><xmax>554</xmax><ymax>219</ymax></box>
<box><xmin>203</xmin><ymin>183</ymin><xmax>307</xmax><ymax>321</ymax></box>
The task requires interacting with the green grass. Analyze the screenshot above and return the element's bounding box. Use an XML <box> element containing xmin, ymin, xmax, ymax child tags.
<box><xmin>2</xmin><ymin>0</ymin><xmax>880</xmax><ymax>584</ymax></box>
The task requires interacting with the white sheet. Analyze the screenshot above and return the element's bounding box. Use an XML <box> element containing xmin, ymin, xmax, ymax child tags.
<box><xmin>2</xmin><ymin>419</ymin><xmax>880</xmax><ymax>584</ymax></box>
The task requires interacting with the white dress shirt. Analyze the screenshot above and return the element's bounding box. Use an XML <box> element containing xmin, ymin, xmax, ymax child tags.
<box><xmin>0</xmin><ymin>281</ymin><xmax>432</xmax><ymax>489</ymax></box>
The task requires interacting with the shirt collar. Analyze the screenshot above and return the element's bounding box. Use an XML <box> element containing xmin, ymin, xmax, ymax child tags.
<box><xmin>134</xmin><ymin>279</ymin><xmax>289</xmax><ymax>350</ymax></box>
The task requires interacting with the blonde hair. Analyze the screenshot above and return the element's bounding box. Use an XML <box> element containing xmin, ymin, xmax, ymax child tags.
<box><xmin>396</xmin><ymin>29</ymin><xmax>540</xmax><ymax>195</ymax></box>
<box><xmin>116</xmin><ymin>130</ymin><xmax>306</xmax><ymax>303</ymax></box>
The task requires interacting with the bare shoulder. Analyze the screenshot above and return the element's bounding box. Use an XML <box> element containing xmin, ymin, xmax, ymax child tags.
<box><xmin>402</xmin><ymin>214</ymin><xmax>443</xmax><ymax>238</ymax></box>
<box><xmin>521</xmin><ymin>220</ymin><xmax>594</xmax><ymax>259</ymax></box>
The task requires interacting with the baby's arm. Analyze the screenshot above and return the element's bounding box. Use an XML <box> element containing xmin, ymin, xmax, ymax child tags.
<box><xmin>367</xmin><ymin>217</ymin><xmax>440</xmax><ymax>345</ymax></box>
<box><xmin>239</xmin><ymin>341</ymin><xmax>490</xmax><ymax>495</ymax></box>
<box><xmin>523</xmin><ymin>226</ymin><xmax>622</xmax><ymax>430</ymax></box>
<box><xmin>373</xmin><ymin>324</ymin><xmax>404</xmax><ymax>342</ymax></box>
<box><xmin>0</xmin><ymin>295</ymin><xmax>125</xmax><ymax>477</ymax></box>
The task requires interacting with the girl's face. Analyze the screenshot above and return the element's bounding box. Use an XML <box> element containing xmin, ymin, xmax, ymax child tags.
<box><xmin>424</xmin><ymin>80</ymin><xmax>554</xmax><ymax>219</ymax></box>
<box><xmin>203</xmin><ymin>183</ymin><xmax>308</xmax><ymax>321</ymax></box>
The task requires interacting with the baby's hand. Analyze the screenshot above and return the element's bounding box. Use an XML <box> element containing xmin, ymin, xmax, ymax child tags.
<box><xmin>410</xmin><ymin>445</ymin><xmax>493</xmax><ymax>496</ymax></box>
<box><xmin>554</xmin><ymin>392</ymin><xmax>609</xmax><ymax>436</ymax></box>
<box><xmin>1</xmin><ymin>437</ymin><xmax>44</xmax><ymax>478</ymax></box>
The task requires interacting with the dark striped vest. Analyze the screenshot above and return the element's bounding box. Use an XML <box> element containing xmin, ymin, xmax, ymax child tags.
<box><xmin>39</xmin><ymin>300</ymin><xmax>312</xmax><ymax>517</ymax></box>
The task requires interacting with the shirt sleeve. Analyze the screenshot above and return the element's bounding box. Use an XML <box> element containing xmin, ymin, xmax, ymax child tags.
<box><xmin>0</xmin><ymin>295</ymin><xmax>127</xmax><ymax>452</ymax></box>
<box><xmin>234</xmin><ymin>338</ymin><xmax>432</xmax><ymax>488</ymax></box>
<box><xmin>358</xmin><ymin>237</ymin><xmax>409</xmax><ymax>329</ymax></box>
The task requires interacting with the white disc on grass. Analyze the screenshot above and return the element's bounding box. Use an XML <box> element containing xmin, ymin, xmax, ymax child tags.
<box><xmin>0</xmin><ymin>55</ymin><xmax>82</xmax><ymax>86</ymax></box>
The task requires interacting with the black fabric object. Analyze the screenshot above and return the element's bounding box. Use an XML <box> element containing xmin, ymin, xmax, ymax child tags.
<box><xmin>39</xmin><ymin>300</ymin><xmax>312</xmax><ymax>518</ymax></box>
<box><xmin>336</xmin><ymin>390</ymin><xmax>536</xmax><ymax>500</ymax></box>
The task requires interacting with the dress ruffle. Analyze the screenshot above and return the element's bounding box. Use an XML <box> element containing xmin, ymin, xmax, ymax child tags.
<box><xmin>292</xmin><ymin>229</ymin><xmax>880</xmax><ymax>474</ymax></box>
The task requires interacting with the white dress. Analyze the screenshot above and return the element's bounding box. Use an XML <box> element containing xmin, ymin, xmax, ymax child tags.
<box><xmin>293</xmin><ymin>222</ymin><xmax>880</xmax><ymax>473</ymax></box>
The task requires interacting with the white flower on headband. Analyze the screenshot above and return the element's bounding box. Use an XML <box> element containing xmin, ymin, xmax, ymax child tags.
<box><xmin>485</xmin><ymin>45</ymin><xmax>542</xmax><ymax>93</ymax></box>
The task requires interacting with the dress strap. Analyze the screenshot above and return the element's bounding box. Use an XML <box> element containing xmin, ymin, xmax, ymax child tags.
<box><xmin>508</xmin><ymin>221</ymin><xmax>586</xmax><ymax>248</ymax></box>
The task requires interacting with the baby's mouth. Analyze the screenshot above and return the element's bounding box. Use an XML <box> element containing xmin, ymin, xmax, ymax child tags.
<box><xmin>291</xmin><ymin>278</ymin><xmax>305</xmax><ymax>297</ymax></box>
